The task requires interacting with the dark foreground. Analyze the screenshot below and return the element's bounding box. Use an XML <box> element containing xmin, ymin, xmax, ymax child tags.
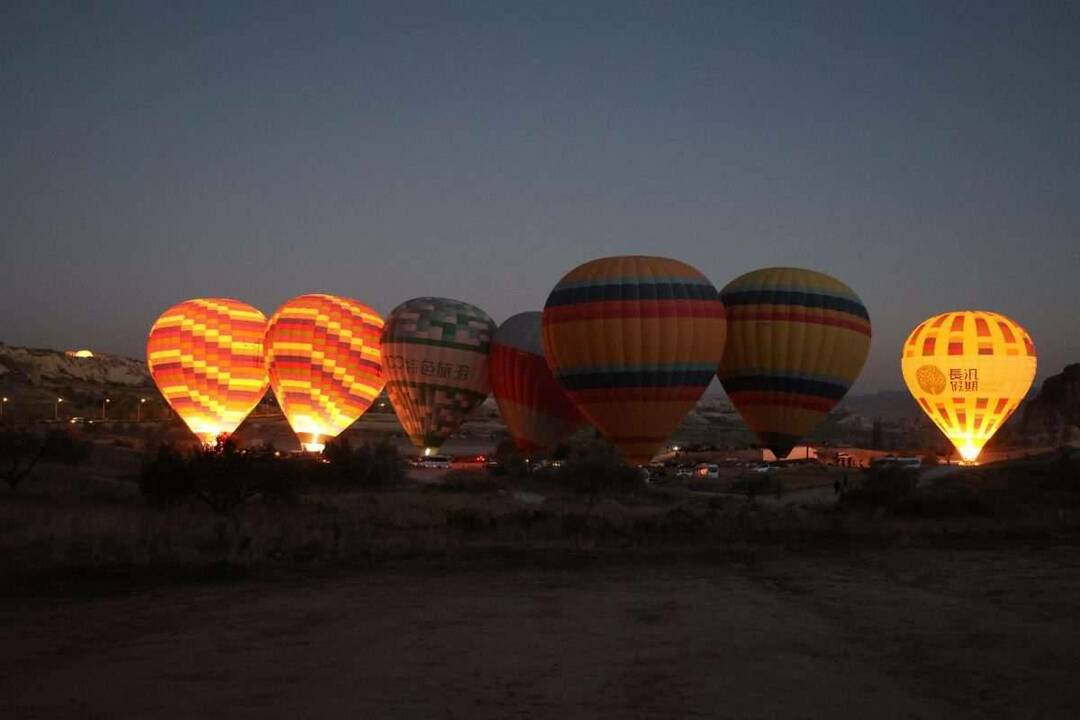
<box><xmin>3</xmin><ymin>548</ymin><xmax>1080</xmax><ymax>719</ymax></box>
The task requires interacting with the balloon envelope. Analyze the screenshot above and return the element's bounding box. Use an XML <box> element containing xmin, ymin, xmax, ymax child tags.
<box><xmin>264</xmin><ymin>294</ymin><xmax>386</xmax><ymax>452</ymax></box>
<box><xmin>901</xmin><ymin>310</ymin><xmax>1036</xmax><ymax>463</ymax></box>
<box><xmin>718</xmin><ymin>267</ymin><xmax>871</xmax><ymax>460</ymax></box>
<box><xmin>489</xmin><ymin>312</ymin><xmax>583</xmax><ymax>453</ymax></box>
<box><xmin>542</xmin><ymin>256</ymin><xmax>727</xmax><ymax>465</ymax></box>
<box><xmin>382</xmin><ymin>297</ymin><xmax>495</xmax><ymax>453</ymax></box>
<box><xmin>146</xmin><ymin>298</ymin><xmax>269</xmax><ymax>445</ymax></box>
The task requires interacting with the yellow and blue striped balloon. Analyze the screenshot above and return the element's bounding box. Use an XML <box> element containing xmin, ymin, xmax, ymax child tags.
<box><xmin>718</xmin><ymin>267</ymin><xmax>871</xmax><ymax>459</ymax></box>
<box><xmin>542</xmin><ymin>256</ymin><xmax>727</xmax><ymax>465</ymax></box>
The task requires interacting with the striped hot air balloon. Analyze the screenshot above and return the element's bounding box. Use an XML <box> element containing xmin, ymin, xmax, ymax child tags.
<box><xmin>382</xmin><ymin>297</ymin><xmax>495</xmax><ymax>454</ymax></box>
<box><xmin>901</xmin><ymin>311</ymin><xmax>1036</xmax><ymax>463</ymax></box>
<box><xmin>542</xmin><ymin>256</ymin><xmax>727</xmax><ymax>465</ymax></box>
<box><xmin>489</xmin><ymin>312</ymin><xmax>584</xmax><ymax>453</ymax></box>
<box><xmin>264</xmin><ymin>294</ymin><xmax>386</xmax><ymax>452</ymax></box>
<box><xmin>146</xmin><ymin>298</ymin><xmax>269</xmax><ymax>445</ymax></box>
<box><xmin>718</xmin><ymin>267</ymin><xmax>871</xmax><ymax>460</ymax></box>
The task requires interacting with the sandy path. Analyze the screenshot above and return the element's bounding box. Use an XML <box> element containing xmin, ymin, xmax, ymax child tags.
<box><xmin>3</xmin><ymin>549</ymin><xmax>1079</xmax><ymax>719</ymax></box>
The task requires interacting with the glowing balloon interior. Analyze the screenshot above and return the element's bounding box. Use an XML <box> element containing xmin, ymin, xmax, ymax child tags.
<box><xmin>902</xmin><ymin>311</ymin><xmax>1036</xmax><ymax>463</ymax></box>
<box><xmin>718</xmin><ymin>267</ymin><xmax>871</xmax><ymax>460</ymax></box>
<box><xmin>264</xmin><ymin>294</ymin><xmax>386</xmax><ymax>452</ymax></box>
<box><xmin>146</xmin><ymin>298</ymin><xmax>269</xmax><ymax>445</ymax></box>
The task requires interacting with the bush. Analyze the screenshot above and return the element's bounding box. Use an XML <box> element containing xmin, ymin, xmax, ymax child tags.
<box><xmin>0</xmin><ymin>430</ymin><xmax>45</xmax><ymax>490</ymax></box>
<box><xmin>840</xmin><ymin>466</ymin><xmax>918</xmax><ymax>509</ymax></box>
<box><xmin>41</xmin><ymin>430</ymin><xmax>92</xmax><ymax>466</ymax></box>
<box><xmin>551</xmin><ymin>440</ymin><xmax>644</xmax><ymax>502</ymax></box>
<box><xmin>321</xmin><ymin>437</ymin><xmax>405</xmax><ymax>488</ymax></box>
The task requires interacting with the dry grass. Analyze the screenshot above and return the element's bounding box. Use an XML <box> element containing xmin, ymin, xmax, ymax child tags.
<box><xmin>4</xmin><ymin>454</ymin><xmax>1080</xmax><ymax>592</ymax></box>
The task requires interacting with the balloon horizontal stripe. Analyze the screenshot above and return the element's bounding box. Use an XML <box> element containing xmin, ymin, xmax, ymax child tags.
<box><xmin>568</xmin><ymin>386</ymin><xmax>709</xmax><ymax>403</ymax></box>
<box><xmin>379</xmin><ymin>336</ymin><xmax>492</xmax><ymax>354</ymax></box>
<box><xmin>543</xmin><ymin>299</ymin><xmax>725</xmax><ymax>323</ymax></box>
<box><xmin>546</xmin><ymin>281</ymin><xmax>720</xmax><ymax>307</ymax></box>
<box><xmin>721</xmin><ymin>290</ymin><xmax>870</xmax><ymax>320</ymax></box>
<box><xmin>720</xmin><ymin>374</ymin><xmax>850</xmax><ymax>399</ymax></box>
<box><xmin>551</xmin><ymin>275</ymin><xmax>719</xmax><ymax>291</ymax></box>
<box><xmin>559</xmin><ymin>362</ymin><xmax>719</xmax><ymax>375</ymax></box>
<box><xmin>558</xmin><ymin>369</ymin><xmax>717</xmax><ymax>390</ymax></box>
<box><xmin>724</xmin><ymin>308</ymin><xmax>870</xmax><ymax>335</ymax></box>
<box><xmin>725</xmin><ymin>391</ymin><xmax>837</xmax><ymax>413</ymax></box>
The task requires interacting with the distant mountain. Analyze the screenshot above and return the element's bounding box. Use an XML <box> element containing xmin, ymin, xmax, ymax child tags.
<box><xmin>837</xmin><ymin>390</ymin><xmax>922</xmax><ymax>422</ymax></box>
<box><xmin>1022</xmin><ymin>364</ymin><xmax>1080</xmax><ymax>443</ymax></box>
<box><xmin>0</xmin><ymin>343</ymin><xmax>150</xmax><ymax>388</ymax></box>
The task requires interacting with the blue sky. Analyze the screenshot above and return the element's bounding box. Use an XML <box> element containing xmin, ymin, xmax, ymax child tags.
<box><xmin>2</xmin><ymin>1</ymin><xmax>1077</xmax><ymax>391</ymax></box>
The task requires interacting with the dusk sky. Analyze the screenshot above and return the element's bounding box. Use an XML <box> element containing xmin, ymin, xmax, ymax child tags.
<box><xmin>2</xmin><ymin>1</ymin><xmax>1077</xmax><ymax>393</ymax></box>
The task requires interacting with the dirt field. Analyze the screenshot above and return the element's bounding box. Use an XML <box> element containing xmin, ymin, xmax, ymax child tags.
<box><xmin>3</xmin><ymin>547</ymin><xmax>1080</xmax><ymax>719</ymax></box>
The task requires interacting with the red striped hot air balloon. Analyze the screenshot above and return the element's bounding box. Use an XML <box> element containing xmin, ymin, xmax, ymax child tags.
<box><xmin>542</xmin><ymin>256</ymin><xmax>727</xmax><ymax>465</ymax></box>
<box><xmin>718</xmin><ymin>267</ymin><xmax>871</xmax><ymax>460</ymax></box>
<box><xmin>264</xmin><ymin>294</ymin><xmax>386</xmax><ymax>452</ymax></box>
<box><xmin>146</xmin><ymin>298</ymin><xmax>269</xmax><ymax>445</ymax></box>
<box><xmin>489</xmin><ymin>312</ymin><xmax>584</xmax><ymax>453</ymax></box>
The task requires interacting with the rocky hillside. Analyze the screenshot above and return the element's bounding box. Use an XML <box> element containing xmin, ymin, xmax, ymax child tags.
<box><xmin>0</xmin><ymin>344</ymin><xmax>150</xmax><ymax>389</ymax></box>
<box><xmin>1022</xmin><ymin>364</ymin><xmax>1080</xmax><ymax>444</ymax></box>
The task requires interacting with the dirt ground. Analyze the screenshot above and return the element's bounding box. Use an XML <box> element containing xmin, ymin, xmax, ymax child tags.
<box><xmin>3</xmin><ymin>547</ymin><xmax>1080</xmax><ymax>719</ymax></box>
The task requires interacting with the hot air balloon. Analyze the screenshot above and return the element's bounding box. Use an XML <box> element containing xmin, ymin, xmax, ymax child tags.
<box><xmin>542</xmin><ymin>256</ymin><xmax>727</xmax><ymax>465</ymax></box>
<box><xmin>489</xmin><ymin>312</ymin><xmax>584</xmax><ymax>453</ymax></box>
<box><xmin>718</xmin><ymin>267</ymin><xmax>871</xmax><ymax>460</ymax></box>
<box><xmin>901</xmin><ymin>311</ymin><xmax>1036</xmax><ymax>463</ymax></box>
<box><xmin>264</xmin><ymin>294</ymin><xmax>386</xmax><ymax>452</ymax></box>
<box><xmin>146</xmin><ymin>298</ymin><xmax>269</xmax><ymax>445</ymax></box>
<box><xmin>382</xmin><ymin>297</ymin><xmax>495</xmax><ymax>454</ymax></box>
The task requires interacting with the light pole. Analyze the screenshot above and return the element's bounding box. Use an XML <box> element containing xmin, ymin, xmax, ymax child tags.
<box><xmin>55</xmin><ymin>397</ymin><xmax>63</xmax><ymax>421</ymax></box>
<box><xmin>1</xmin><ymin>396</ymin><xmax>7</xmax><ymax>422</ymax></box>
<box><xmin>138</xmin><ymin>397</ymin><xmax>146</xmax><ymax>422</ymax></box>
<box><xmin>102</xmin><ymin>397</ymin><xmax>111</xmax><ymax>420</ymax></box>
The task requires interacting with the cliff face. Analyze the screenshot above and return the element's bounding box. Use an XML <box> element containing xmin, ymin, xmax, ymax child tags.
<box><xmin>1022</xmin><ymin>364</ymin><xmax>1080</xmax><ymax>443</ymax></box>
<box><xmin>0</xmin><ymin>344</ymin><xmax>150</xmax><ymax>388</ymax></box>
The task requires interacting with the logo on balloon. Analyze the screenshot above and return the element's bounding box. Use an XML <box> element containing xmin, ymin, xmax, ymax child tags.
<box><xmin>916</xmin><ymin>365</ymin><xmax>947</xmax><ymax>395</ymax></box>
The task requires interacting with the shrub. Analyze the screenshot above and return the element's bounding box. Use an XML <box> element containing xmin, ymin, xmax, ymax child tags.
<box><xmin>41</xmin><ymin>430</ymin><xmax>92</xmax><ymax>466</ymax></box>
<box><xmin>0</xmin><ymin>430</ymin><xmax>45</xmax><ymax>490</ymax></box>
<box><xmin>840</xmin><ymin>465</ymin><xmax>918</xmax><ymax>509</ymax></box>
<box><xmin>551</xmin><ymin>440</ymin><xmax>644</xmax><ymax>502</ymax></box>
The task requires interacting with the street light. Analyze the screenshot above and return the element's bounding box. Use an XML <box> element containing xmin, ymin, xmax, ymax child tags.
<box><xmin>102</xmin><ymin>397</ymin><xmax>111</xmax><ymax>420</ymax></box>
<box><xmin>1</xmin><ymin>396</ymin><xmax>8</xmax><ymax>421</ymax></box>
<box><xmin>55</xmin><ymin>397</ymin><xmax>63</xmax><ymax>421</ymax></box>
<box><xmin>138</xmin><ymin>397</ymin><xmax>146</xmax><ymax>422</ymax></box>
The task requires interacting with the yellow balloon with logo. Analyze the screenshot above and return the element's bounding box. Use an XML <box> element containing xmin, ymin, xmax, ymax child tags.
<box><xmin>901</xmin><ymin>311</ymin><xmax>1036</xmax><ymax>463</ymax></box>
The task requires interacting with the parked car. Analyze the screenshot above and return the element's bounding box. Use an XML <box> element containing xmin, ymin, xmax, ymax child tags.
<box><xmin>418</xmin><ymin>454</ymin><xmax>452</xmax><ymax>469</ymax></box>
<box><xmin>675</xmin><ymin>466</ymin><xmax>694</xmax><ymax>479</ymax></box>
<box><xmin>694</xmin><ymin>463</ymin><xmax>720</xmax><ymax>480</ymax></box>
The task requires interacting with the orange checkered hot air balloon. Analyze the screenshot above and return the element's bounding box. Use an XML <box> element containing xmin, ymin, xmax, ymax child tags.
<box><xmin>264</xmin><ymin>294</ymin><xmax>386</xmax><ymax>452</ymax></box>
<box><xmin>902</xmin><ymin>310</ymin><xmax>1036</xmax><ymax>463</ymax></box>
<box><xmin>147</xmin><ymin>298</ymin><xmax>269</xmax><ymax>445</ymax></box>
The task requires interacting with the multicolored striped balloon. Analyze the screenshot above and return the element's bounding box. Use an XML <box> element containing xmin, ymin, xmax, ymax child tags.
<box><xmin>146</xmin><ymin>298</ymin><xmax>269</xmax><ymax>445</ymax></box>
<box><xmin>542</xmin><ymin>256</ymin><xmax>727</xmax><ymax>465</ymax></box>
<box><xmin>901</xmin><ymin>310</ymin><xmax>1036</xmax><ymax>463</ymax></box>
<box><xmin>489</xmin><ymin>312</ymin><xmax>584</xmax><ymax>453</ymax></box>
<box><xmin>718</xmin><ymin>267</ymin><xmax>871</xmax><ymax>460</ymax></box>
<box><xmin>382</xmin><ymin>297</ymin><xmax>495</xmax><ymax>453</ymax></box>
<box><xmin>264</xmin><ymin>294</ymin><xmax>386</xmax><ymax>452</ymax></box>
